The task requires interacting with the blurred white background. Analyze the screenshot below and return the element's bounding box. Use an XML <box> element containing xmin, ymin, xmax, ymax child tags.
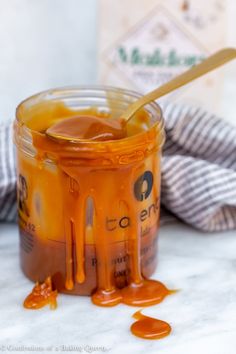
<box><xmin>0</xmin><ymin>0</ymin><xmax>235</xmax><ymax>124</ymax></box>
<box><xmin>0</xmin><ymin>0</ymin><xmax>97</xmax><ymax>124</ymax></box>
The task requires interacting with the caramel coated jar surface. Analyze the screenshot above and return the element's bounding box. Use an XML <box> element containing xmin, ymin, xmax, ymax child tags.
<box><xmin>14</xmin><ymin>87</ymin><xmax>165</xmax><ymax>297</ymax></box>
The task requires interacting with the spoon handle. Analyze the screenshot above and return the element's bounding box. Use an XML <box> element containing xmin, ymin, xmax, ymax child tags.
<box><xmin>122</xmin><ymin>48</ymin><xmax>236</xmax><ymax>121</ymax></box>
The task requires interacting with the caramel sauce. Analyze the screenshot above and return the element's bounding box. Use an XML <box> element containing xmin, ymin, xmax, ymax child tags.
<box><xmin>18</xmin><ymin>100</ymin><xmax>170</xmax><ymax>310</ymax></box>
<box><xmin>23</xmin><ymin>277</ymin><xmax>57</xmax><ymax>310</ymax></box>
<box><xmin>131</xmin><ymin>310</ymin><xmax>171</xmax><ymax>340</ymax></box>
<box><xmin>18</xmin><ymin>98</ymin><xmax>174</xmax><ymax>340</ymax></box>
<box><xmin>46</xmin><ymin>115</ymin><xmax>126</xmax><ymax>141</ymax></box>
<box><xmin>29</xmin><ymin>106</ymin><xmax>169</xmax><ymax>306</ymax></box>
<box><xmin>121</xmin><ymin>279</ymin><xmax>173</xmax><ymax>306</ymax></box>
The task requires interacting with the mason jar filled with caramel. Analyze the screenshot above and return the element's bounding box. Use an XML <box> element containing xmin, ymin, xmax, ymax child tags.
<box><xmin>14</xmin><ymin>86</ymin><xmax>165</xmax><ymax>306</ymax></box>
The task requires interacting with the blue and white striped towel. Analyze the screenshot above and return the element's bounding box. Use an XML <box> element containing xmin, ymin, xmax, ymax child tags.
<box><xmin>1</xmin><ymin>104</ymin><xmax>236</xmax><ymax>231</ymax></box>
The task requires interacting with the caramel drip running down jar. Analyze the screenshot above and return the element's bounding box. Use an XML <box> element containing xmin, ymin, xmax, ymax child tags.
<box><xmin>14</xmin><ymin>87</ymin><xmax>165</xmax><ymax>303</ymax></box>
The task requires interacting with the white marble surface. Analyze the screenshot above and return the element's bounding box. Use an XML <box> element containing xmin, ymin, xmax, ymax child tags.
<box><xmin>0</xmin><ymin>222</ymin><xmax>236</xmax><ymax>354</ymax></box>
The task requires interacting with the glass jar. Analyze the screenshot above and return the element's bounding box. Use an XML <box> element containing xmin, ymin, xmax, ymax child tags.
<box><xmin>14</xmin><ymin>86</ymin><xmax>165</xmax><ymax>296</ymax></box>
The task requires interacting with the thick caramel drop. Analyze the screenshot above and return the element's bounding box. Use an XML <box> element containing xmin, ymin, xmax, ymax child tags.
<box><xmin>23</xmin><ymin>277</ymin><xmax>57</xmax><ymax>310</ymax></box>
<box><xmin>46</xmin><ymin>115</ymin><xmax>126</xmax><ymax>141</ymax></box>
<box><xmin>131</xmin><ymin>310</ymin><xmax>171</xmax><ymax>340</ymax></box>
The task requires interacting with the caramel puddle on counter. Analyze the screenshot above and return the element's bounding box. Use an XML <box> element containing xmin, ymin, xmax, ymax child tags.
<box><xmin>131</xmin><ymin>310</ymin><xmax>171</xmax><ymax>340</ymax></box>
<box><xmin>23</xmin><ymin>276</ymin><xmax>57</xmax><ymax>310</ymax></box>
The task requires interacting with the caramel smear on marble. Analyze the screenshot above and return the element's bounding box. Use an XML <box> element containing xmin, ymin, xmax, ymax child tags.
<box><xmin>23</xmin><ymin>277</ymin><xmax>57</xmax><ymax>310</ymax></box>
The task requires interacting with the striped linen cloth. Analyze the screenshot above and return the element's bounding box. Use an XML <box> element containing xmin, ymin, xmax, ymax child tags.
<box><xmin>0</xmin><ymin>123</ymin><xmax>17</xmax><ymax>222</ymax></box>
<box><xmin>0</xmin><ymin>104</ymin><xmax>236</xmax><ymax>231</ymax></box>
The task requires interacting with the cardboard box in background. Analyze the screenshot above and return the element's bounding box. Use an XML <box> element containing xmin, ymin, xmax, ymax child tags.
<box><xmin>98</xmin><ymin>0</ymin><xmax>226</xmax><ymax>114</ymax></box>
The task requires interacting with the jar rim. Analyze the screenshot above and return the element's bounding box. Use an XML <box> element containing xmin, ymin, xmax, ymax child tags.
<box><xmin>15</xmin><ymin>85</ymin><xmax>165</xmax><ymax>154</ymax></box>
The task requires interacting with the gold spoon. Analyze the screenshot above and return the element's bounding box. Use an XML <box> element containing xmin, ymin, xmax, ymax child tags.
<box><xmin>47</xmin><ymin>48</ymin><xmax>236</xmax><ymax>142</ymax></box>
